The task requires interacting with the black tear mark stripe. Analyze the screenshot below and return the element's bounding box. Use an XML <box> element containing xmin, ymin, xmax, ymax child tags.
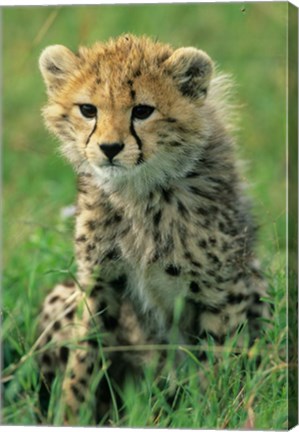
<box><xmin>86</xmin><ymin>118</ymin><xmax>98</xmax><ymax>146</ymax></box>
<box><xmin>130</xmin><ymin>120</ymin><xmax>144</xmax><ymax>164</ymax></box>
<box><xmin>131</xmin><ymin>125</ymin><xmax>143</xmax><ymax>155</ymax></box>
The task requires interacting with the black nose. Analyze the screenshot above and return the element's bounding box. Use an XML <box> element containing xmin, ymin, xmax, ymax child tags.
<box><xmin>99</xmin><ymin>143</ymin><xmax>124</xmax><ymax>161</ymax></box>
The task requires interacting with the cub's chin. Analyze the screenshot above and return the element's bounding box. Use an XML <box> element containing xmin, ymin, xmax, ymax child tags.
<box><xmin>91</xmin><ymin>163</ymin><xmax>128</xmax><ymax>182</ymax></box>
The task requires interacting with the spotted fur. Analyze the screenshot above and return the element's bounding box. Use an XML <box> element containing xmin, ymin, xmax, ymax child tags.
<box><xmin>38</xmin><ymin>34</ymin><xmax>269</xmax><ymax>424</ymax></box>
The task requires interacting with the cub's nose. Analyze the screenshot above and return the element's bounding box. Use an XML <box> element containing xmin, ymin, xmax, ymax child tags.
<box><xmin>99</xmin><ymin>143</ymin><xmax>124</xmax><ymax>161</ymax></box>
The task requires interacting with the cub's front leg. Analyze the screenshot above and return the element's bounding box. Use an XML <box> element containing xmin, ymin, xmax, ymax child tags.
<box><xmin>59</xmin><ymin>187</ymin><xmax>129</xmax><ymax>422</ymax></box>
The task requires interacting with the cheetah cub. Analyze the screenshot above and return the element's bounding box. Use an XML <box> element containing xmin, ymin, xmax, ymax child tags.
<box><xmin>38</xmin><ymin>34</ymin><xmax>269</xmax><ymax>423</ymax></box>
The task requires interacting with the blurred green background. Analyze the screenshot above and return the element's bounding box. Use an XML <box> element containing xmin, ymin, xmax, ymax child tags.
<box><xmin>2</xmin><ymin>3</ymin><xmax>288</xmax><ymax>427</ymax></box>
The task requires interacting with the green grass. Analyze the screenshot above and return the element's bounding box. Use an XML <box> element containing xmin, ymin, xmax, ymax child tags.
<box><xmin>2</xmin><ymin>3</ymin><xmax>289</xmax><ymax>428</ymax></box>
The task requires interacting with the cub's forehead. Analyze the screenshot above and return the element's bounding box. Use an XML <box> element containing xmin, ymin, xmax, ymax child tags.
<box><xmin>78</xmin><ymin>36</ymin><xmax>173</xmax><ymax>83</ymax></box>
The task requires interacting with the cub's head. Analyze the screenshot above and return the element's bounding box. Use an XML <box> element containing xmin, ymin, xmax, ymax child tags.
<box><xmin>39</xmin><ymin>35</ymin><xmax>214</xmax><ymax>187</ymax></box>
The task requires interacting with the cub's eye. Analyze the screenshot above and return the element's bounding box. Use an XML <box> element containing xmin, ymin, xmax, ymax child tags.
<box><xmin>132</xmin><ymin>105</ymin><xmax>155</xmax><ymax>120</ymax></box>
<box><xmin>79</xmin><ymin>104</ymin><xmax>97</xmax><ymax>119</ymax></box>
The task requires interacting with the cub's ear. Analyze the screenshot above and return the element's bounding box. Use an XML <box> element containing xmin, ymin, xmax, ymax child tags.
<box><xmin>164</xmin><ymin>47</ymin><xmax>213</xmax><ymax>100</ymax></box>
<box><xmin>39</xmin><ymin>45</ymin><xmax>78</xmax><ymax>95</ymax></box>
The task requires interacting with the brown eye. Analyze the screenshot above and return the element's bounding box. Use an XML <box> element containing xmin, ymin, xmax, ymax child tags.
<box><xmin>132</xmin><ymin>105</ymin><xmax>154</xmax><ymax>120</ymax></box>
<box><xmin>79</xmin><ymin>104</ymin><xmax>97</xmax><ymax>118</ymax></box>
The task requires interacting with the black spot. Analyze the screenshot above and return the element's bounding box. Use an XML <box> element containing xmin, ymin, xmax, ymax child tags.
<box><xmin>185</xmin><ymin>170</ymin><xmax>199</xmax><ymax>178</ymax></box>
<box><xmin>212</xmin><ymin>333</ymin><xmax>225</xmax><ymax>345</ymax></box>
<box><xmin>127</xmin><ymin>79</ymin><xmax>134</xmax><ymax>86</ymax></box>
<box><xmin>60</xmin><ymin>346</ymin><xmax>69</xmax><ymax>364</ymax></box>
<box><xmin>161</xmin><ymin>188</ymin><xmax>172</xmax><ymax>203</ymax></box>
<box><xmin>79</xmin><ymin>378</ymin><xmax>88</xmax><ymax>387</ymax></box>
<box><xmin>90</xmin><ymin>283</ymin><xmax>103</xmax><ymax>297</ymax></box>
<box><xmin>53</xmin><ymin>321</ymin><xmax>61</xmax><ymax>331</ymax></box>
<box><xmin>86</xmin><ymin>363</ymin><xmax>94</xmax><ymax>375</ymax></box>
<box><xmin>76</xmin><ymin>235</ymin><xmax>87</xmax><ymax>243</ymax></box>
<box><xmin>77</xmin><ymin>185</ymin><xmax>88</xmax><ymax>194</ymax></box>
<box><xmin>42</xmin><ymin>353</ymin><xmax>52</xmax><ymax>366</ymax></box>
<box><xmin>205</xmin><ymin>304</ymin><xmax>222</xmax><ymax>313</ymax></box>
<box><xmin>86</xmin><ymin>243</ymin><xmax>96</xmax><ymax>253</ymax></box>
<box><xmin>105</xmin><ymin>249</ymin><xmax>120</xmax><ymax>260</ymax></box>
<box><xmin>209</xmin><ymin>237</ymin><xmax>217</xmax><ymax>246</ymax></box>
<box><xmin>130</xmin><ymin>89</ymin><xmax>136</xmax><ymax>100</ymax></box>
<box><xmin>87</xmin><ymin>220</ymin><xmax>97</xmax><ymax>230</ymax></box>
<box><xmin>65</xmin><ymin>309</ymin><xmax>74</xmax><ymax>319</ymax></box>
<box><xmin>133</xmin><ymin>69</ymin><xmax>141</xmax><ymax>78</ymax></box>
<box><xmin>98</xmin><ymin>301</ymin><xmax>108</xmax><ymax>311</ymax></box>
<box><xmin>215</xmin><ymin>275</ymin><xmax>227</xmax><ymax>284</ymax></box>
<box><xmin>170</xmin><ymin>141</ymin><xmax>182</xmax><ymax>147</ymax></box>
<box><xmin>102</xmin><ymin>314</ymin><xmax>118</xmax><ymax>331</ymax></box>
<box><xmin>48</xmin><ymin>295</ymin><xmax>60</xmax><ymax>304</ymax></box>
<box><xmin>153</xmin><ymin>210</ymin><xmax>162</xmax><ymax>226</ymax></box>
<box><xmin>87</xmin><ymin>338</ymin><xmax>98</xmax><ymax>348</ymax></box>
<box><xmin>196</xmin><ymin>207</ymin><xmax>209</xmax><ymax>217</ymax></box>
<box><xmin>165</xmin><ymin>265</ymin><xmax>181</xmax><ymax>276</ymax></box>
<box><xmin>190</xmin><ymin>281</ymin><xmax>200</xmax><ymax>293</ymax></box>
<box><xmin>227</xmin><ymin>293</ymin><xmax>249</xmax><ymax>304</ymax></box>
<box><xmin>110</xmin><ymin>275</ymin><xmax>127</xmax><ymax>291</ymax></box>
<box><xmin>247</xmin><ymin>310</ymin><xmax>260</xmax><ymax>319</ymax></box>
<box><xmin>198</xmin><ymin>239</ymin><xmax>207</xmax><ymax>248</ymax></box>
<box><xmin>207</xmin><ymin>253</ymin><xmax>221</xmax><ymax>265</ymax></box>
<box><xmin>113</xmin><ymin>213</ymin><xmax>123</xmax><ymax>224</ymax></box>
<box><xmin>70</xmin><ymin>372</ymin><xmax>76</xmax><ymax>379</ymax></box>
<box><xmin>44</xmin><ymin>371</ymin><xmax>55</xmax><ymax>384</ymax></box>
<box><xmin>253</xmin><ymin>293</ymin><xmax>261</xmax><ymax>304</ymax></box>
<box><xmin>71</xmin><ymin>384</ymin><xmax>85</xmax><ymax>402</ymax></box>
<box><xmin>197</xmin><ymin>351</ymin><xmax>208</xmax><ymax>362</ymax></box>
<box><xmin>165</xmin><ymin>117</ymin><xmax>177</xmax><ymax>123</ymax></box>
<box><xmin>185</xmin><ymin>252</ymin><xmax>202</xmax><ymax>268</ymax></box>
<box><xmin>177</xmin><ymin>200</ymin><xmax>188</xmax><ymax>218</ymax></box>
